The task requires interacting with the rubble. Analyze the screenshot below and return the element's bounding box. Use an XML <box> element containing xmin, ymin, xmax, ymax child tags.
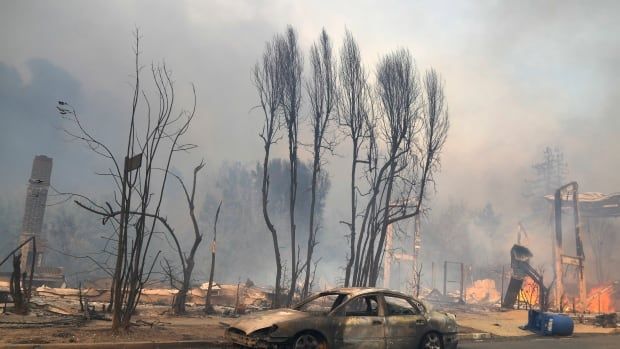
<box><xmin>1</xmin><ymin>281</ymin><xmax>273</xmax><ymax>318</ymax></box>
<box><xmin>594</xmin><ymin>313</ymin><xmax>618</xmax><ymax>328</ymax></box>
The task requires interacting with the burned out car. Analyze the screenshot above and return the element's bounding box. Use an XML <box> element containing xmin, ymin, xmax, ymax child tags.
<box><xmin>226</xmin><ymin>287</ymin><xmax>458</xmax><ymax>349</ymax></box>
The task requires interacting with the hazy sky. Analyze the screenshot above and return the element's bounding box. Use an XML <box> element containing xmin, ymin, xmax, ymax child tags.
<box><xmin>1</xmin><ymin>1</ymin><xmax>619</xmax><ymax>283</ymax></box>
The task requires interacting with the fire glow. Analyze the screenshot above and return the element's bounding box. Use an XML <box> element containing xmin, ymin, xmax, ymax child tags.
<box><xmin>517</xmin><ymin>277</ymin><xmax>539</xmax><ymax>307</ymax></box>
<box><xmin>586</xmin><ymin>285</ymin><xmax>615</xmax><ymax>313</ymax></box>
<box><xmin>465</xmin><ymin>279</ymin><xmax>501</xmax><ymax>304</ymax></box>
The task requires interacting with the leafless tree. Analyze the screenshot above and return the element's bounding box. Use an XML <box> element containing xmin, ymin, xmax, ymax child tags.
<box><xmin>57</xmin><ymin>30</ymin><xmax>197</xmax><ymax>331</ymax></box>
<box><xmin>301</xmin><ymin>28</ymin><xmax>337</xmax><ymax>298</ymax></box>
<box><xmin>337</xmin><ymin>30</ymin><xmax>372</xmax><ymax>287</ymax></box>
<box><xmin>280</xmin><ymin>26</ymin><xmax>304</xmax><ymax>306</ymax></box>
<box><xmin>161</xmin><ymin>258</ymin><xmax>181</xmax><ymax>290</ymax></box>
<box><xmin>166</xmin><ymin>162</ymin><xmax>207</xmax><ymax>315</ymax></box>
<box><xmin>253</xmin><ymin>32</ymin><xmax>286</xmax><ymax>308</ymax></box>
<box><xmin>204</xmin><ymin>201</ymin><xmax>222</xmax><ymax>314</ymax></box>
<box><xmin>352</xmin><ymin>51</ymin><xmax>449</xmax><ymax>287</ymax></box>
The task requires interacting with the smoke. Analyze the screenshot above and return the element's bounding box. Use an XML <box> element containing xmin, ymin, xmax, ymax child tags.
<box><xmin>1</xmin><ymin>1</ymin><xmax>619</xmax><ymax>290</ymax></box>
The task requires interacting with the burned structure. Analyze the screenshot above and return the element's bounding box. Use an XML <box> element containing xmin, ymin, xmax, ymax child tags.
<box><xmin>502</xmin><ymin>244</ymin><xmax>547</xmax><ymax>310</ymax></box>
<box><xmin>550</xmin><ymin>182</ymin><xmax>586</xmax><ymax>311</ymax></box>
<box><xmin>544</xmin><ymin>183</ymin><xmax>620</xmax><ymax>311</ymax></box>
<box><xmin>19</xmin><ymin>155</ymin><xmax>52</xmax><ymax>270</ymax></box>
<box><xmin>16</xmin><ymin>155</ymin><xmax>64</xmax><ymax>287</ymax></box>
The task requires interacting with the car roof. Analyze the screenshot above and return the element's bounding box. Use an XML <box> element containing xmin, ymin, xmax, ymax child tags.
<box><xmin>319</xmin><ymin>287</ymin><xmax>412</xmax><ymax>298</ymax></box>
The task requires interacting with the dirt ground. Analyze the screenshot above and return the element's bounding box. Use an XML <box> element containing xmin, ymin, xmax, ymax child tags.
<box><xmin>1</xmin><ymin>302</ymin><xmax>617</xmax><ymax>345</ymax></box>
<box><xmin>0</xmin><ymin>306</ymin><xmax>233</xmax><ymax>345</ymax></box>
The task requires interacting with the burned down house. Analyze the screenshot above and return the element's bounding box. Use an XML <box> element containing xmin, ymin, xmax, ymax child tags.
<box><xmin>0</xmin><ymin>155</ymin><xmax>65</xmax><ymax>288</ymax></box>
<box><xmin>545</xmin><ymin>185</ymin><xmax>619</xmax><ymax>310</ymax></box>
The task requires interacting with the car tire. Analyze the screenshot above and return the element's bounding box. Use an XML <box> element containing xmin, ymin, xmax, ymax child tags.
<box><xmin>420</xmin><ymin>332</ymin><xmax>443</xmax><ymax>349</ymax></box>
<box><xmin>292</xmin><ymin>332</ymin><xmax>327</xmax><ymax>349</ymax></box>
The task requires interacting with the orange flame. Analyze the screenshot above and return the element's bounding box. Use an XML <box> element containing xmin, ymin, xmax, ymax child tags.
<box><xmin>517</xmin><ymin>277</ymin><xmax>539</xmax><ymax>307</ymax></box>
<box><xmin>465</xmin><ymin>279</ymin><xmax>500</xmax><ymax>304</ymax></box>
<box><xmin>586</xmin><ymin>285</ymin><xmax>615</xmax><ymax>313</ymax></box>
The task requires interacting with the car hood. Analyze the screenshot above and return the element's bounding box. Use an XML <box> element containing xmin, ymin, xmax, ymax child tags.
<box><xmin>229</xmin><ymin>308</ymin><xmax>311</xmax><ymax>334</ymax></box>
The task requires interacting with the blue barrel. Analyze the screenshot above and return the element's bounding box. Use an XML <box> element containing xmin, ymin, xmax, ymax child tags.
<box><xmin>527</xmin><ymin>310</ymin><xmax>574</xmax><ymax>336</ymax></box>
<box><xmin>542</xmin><ymin>312</ymin><xmax>574</xmax><ymax>336</ymax></box>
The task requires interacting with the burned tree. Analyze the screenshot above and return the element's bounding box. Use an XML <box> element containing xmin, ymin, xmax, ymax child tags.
<box><xmin>301</xmin><ymin>29</ymin><xmax>337</xmax><ymax>298</ymax></box>
<box><xmin>253</xmin><ymin>33</ymin><xmax>285</xmax><ymax>308</ymax></box>
<box><xmin>352</xmin><ymin>51</ymin><xmax>449</xmax><ymax>287</ymax></box>
<box><xmin>57</xmin><ymin>31</ymin><xmax>197</xmax><ymax>331</ymax></box>
<box><xmin>204</xmin><ymin>201</ymin><xmax>222</xmax><ymax>314</ymax></box>
<box><xmin>0</xmin><ymin>237</ymin><xmax>36</xmax><ymax>315</ymax></box>
<box><xmin>338</xmin><ymin>30</ymin><xmax>372</xmax><ymax>287</ymax></box>
<box><xmin>280</xmin><ymin>26</ymin><xmax>304</xmax><ymax>306</ymax></box>
<box><xmin>166</xmin><ymin>162</ymin><xmax>207</xmax><ymax>315</ymax></box>
<box><xmin>10</xmin><ymin>254</ymin><xmax>27</xmax><ymax>314</ymax></box>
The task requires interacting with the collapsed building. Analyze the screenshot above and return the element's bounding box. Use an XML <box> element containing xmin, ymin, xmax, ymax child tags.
<box><xmin>492</xmin><ymin>183</ymin><xmax>620</xmax><ymax>313</ymax></box>
<box><xmin>543</xmin><ymin>183</ymin><xmax>620</xmax><ymax>312</ymax></box>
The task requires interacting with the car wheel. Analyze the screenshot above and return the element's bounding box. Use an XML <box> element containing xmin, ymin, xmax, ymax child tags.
<box><xmin>293</xmin><ymin>332</ymin><xmax>327</xmax><ymax>349</ymax></box>
<box><xmin>420</xmin><ymin>332</ymin><xmax>443</xmax><ymax>349</ymax></box>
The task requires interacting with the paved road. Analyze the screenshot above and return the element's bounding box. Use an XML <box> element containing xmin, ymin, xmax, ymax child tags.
<box><xmin>460</xmin><ymin>334</ymin><xmax>620</xmax><ymax>349</ymax></box>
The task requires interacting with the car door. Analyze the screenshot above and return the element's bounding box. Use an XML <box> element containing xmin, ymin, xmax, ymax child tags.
<box><xmin>382</xmin><ymin>295</ymin><xmax>428</xmax><ymax>349</ymax></box>
<box><xmin>332</xmin><ymin>294</ymin><xmax>386</xmax><ymax>349</ymax></box>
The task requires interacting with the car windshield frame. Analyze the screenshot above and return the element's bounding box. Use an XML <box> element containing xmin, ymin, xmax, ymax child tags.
<box><xmin>334</xmin><ymin>293</ymin><xmax>382</xmax><ymax>317</ymax></box>
<box><xmin>293</xmin><ymin>292</ymin><xmax>349</xmax><ymax>314</ymax></box>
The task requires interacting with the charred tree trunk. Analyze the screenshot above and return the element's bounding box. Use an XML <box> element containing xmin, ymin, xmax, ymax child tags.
<box><xmin>172</xmin><ymin>261</ymin><xmax>194</xmax><ymax>314</ymax></box>
<box><xmin>286</xmin><ymin>126</ymin><xmax>299</xmax><ymax>305</ymax></box>
<box><xmin>6</xmin><ymin>237</ymin><xmax>36</xmax><ymax>315</ymax></box>
<box><xmin>10</xmin><ymin>254</ymin><xmax>27</xmax><ymax>315</ymax></box>
<box><xmin>346</xmin><ymin>143</ymin><xmax>359</xmax><ymax>286</ymax></box>
<box><xmin>172</xmin><ymin>162</ymin><xmax>207</xmax><ymax>315</ymax></box>
<box><xmin>205</xmin><ymin>202</ymin><xmax>222</xmax><ymax>314</ymax></box>
<box><xmin>263</xmin><ymin>148</ymin><xmax>283</xmax><ymax>308</ymax></box>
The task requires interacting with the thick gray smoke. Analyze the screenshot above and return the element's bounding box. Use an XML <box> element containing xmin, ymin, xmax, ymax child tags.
<box><xmin>1</xmin><ymin>1</ymin><xmax>619</xmax><ymax>290</ymax></box>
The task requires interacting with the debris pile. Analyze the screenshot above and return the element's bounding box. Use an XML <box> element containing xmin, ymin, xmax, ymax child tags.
<box><xmin>594</xmin><ymin>313</ymin><xmax>618</xmax><ymax>328</ymax></box>
<box><xmin>1</xmin><ymin>281</ymin><xmax>274</xmax><ymax>319</ymax></box>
